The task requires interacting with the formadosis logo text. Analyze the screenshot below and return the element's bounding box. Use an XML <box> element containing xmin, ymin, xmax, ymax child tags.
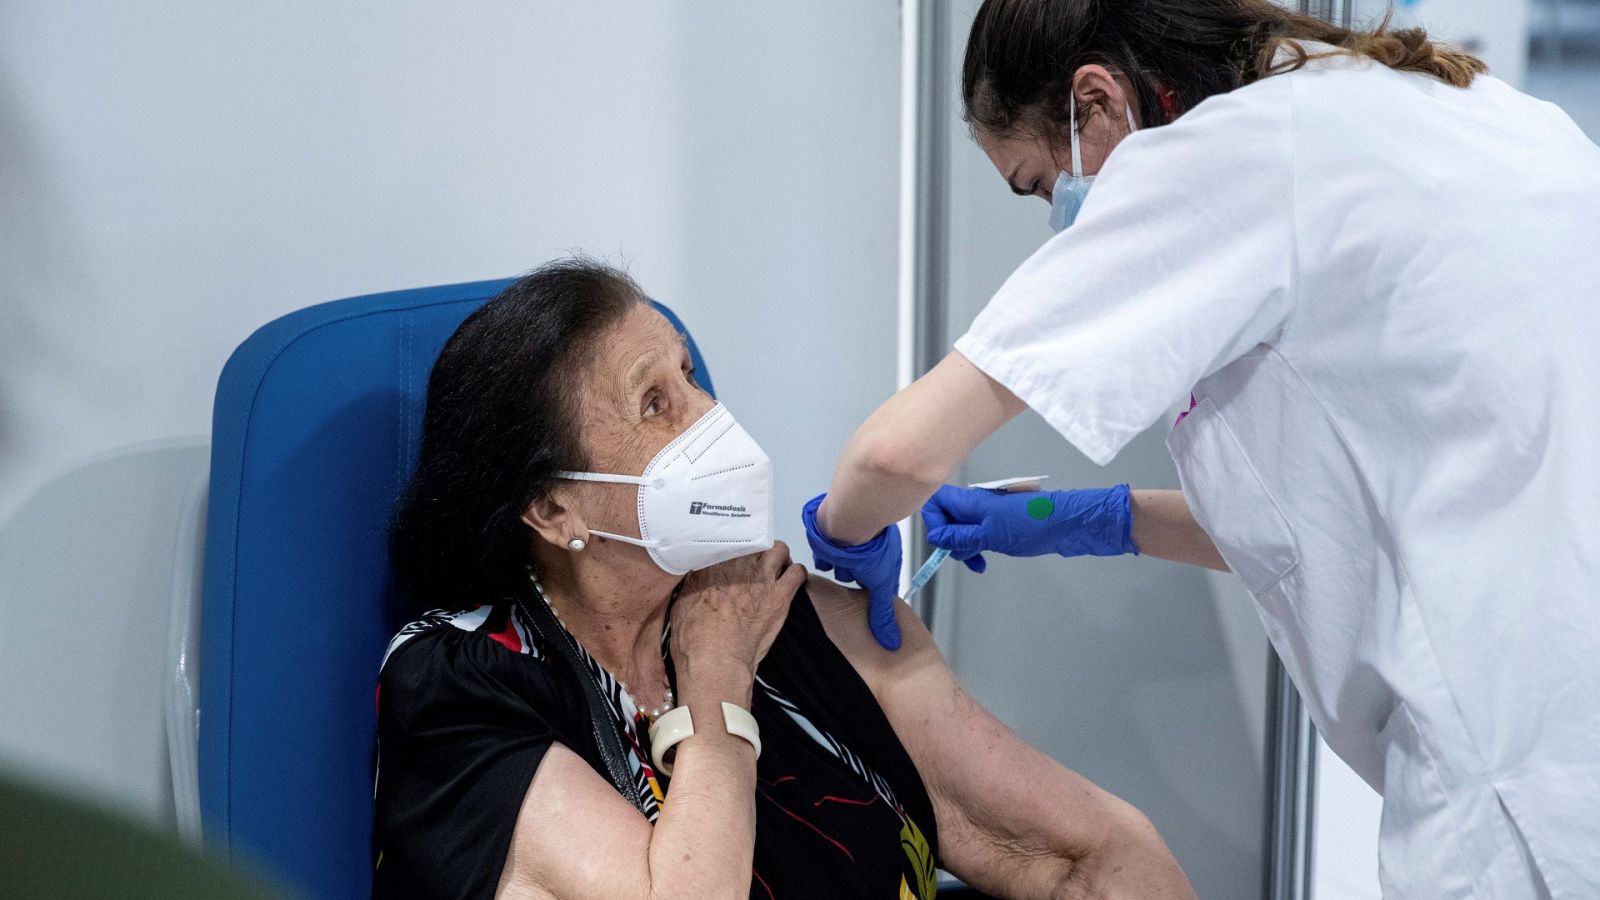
<box><xmin>689</xmin><ymin>501</ymin><xmax>750</xmax><ymax>518</ymax></box>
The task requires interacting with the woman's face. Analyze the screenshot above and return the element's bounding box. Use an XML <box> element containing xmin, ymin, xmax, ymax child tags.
<box><xmin>563</xmin><ymin>303</ymin><xmax>713</xmax><ymax>541</ymax></box>
<box><xmin>977</xmin><ymin>128</ymin><xmax>1078</xmax><ymax>205</ymax></box>
<box><xmin>975</xmin><ymin>65</ymin><xmax>1139</xmax><ymax>206</ymax></box>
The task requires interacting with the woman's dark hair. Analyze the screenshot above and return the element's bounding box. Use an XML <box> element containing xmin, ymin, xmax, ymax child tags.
<box><xmin>962</xmin><ymin>0</ymin><xmax>1486</xmax><ymax>145</ymax></box>
<box><xmin>388</xmin><ymin>258</ymin><xmax>643</xmax><ymax>613</ymax></box>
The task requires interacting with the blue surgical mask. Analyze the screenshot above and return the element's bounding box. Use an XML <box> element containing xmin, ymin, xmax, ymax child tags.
<box><xmin>1049</xmin><ymin>94</ymin><xmax>1138</xmax><ymax>233</ymax></box>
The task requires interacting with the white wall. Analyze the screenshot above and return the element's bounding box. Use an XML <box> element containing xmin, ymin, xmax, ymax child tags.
<box><xmin>1364</xmin><ymin>0</ymin><xmax>1531</xmax><ymax>87</ymax></box>
<box><xmin>0</xmin><ymin>0</ymin><xmax>901</xmax><ymax>817</ymax></box>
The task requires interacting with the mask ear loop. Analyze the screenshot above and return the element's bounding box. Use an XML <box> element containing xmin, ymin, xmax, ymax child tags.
<box><xmin>558</xmin><ymin>471</ymin><xmax>665</xmax><ymax>489</ymax></box>
<box><xmin>584</xmin><ymin>529</ymin><xmax>664</xmax><ymax>550</ymax></box>
<box><xmin>1076</xmin><ymin>71</ymin><xmax>1144</xmax><ymax>139</ymax></box>
<box><xmin>1069</xmin><ymin>93</ymin><xmax>1083</xmax><ymax>177</ymax></box>
<box><xmin>555</xmin><ymin>470</ymin><xmax>668</xmax><ymax>549</ymax></box>
<box><xmin>1069</xmin><ymin>91</ymin><xmax>1137</xmax><ymax>178</ymax></box>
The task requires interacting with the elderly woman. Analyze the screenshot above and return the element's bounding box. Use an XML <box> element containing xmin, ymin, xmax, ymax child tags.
<box><xmin>373</xmin><ymin>259</ymin><xmax>1196</xmax><ymax>900</ymax></box>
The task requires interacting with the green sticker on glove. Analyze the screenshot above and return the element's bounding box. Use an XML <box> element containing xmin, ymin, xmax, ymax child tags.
<box><xmin>1026</xmin><ymin>496</ymin><xmax>1054</xmax><ymax>520</ymax></box>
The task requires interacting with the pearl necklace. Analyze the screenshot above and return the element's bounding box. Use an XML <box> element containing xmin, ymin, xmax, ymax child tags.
<box><xmin>530</xmin><ymin>574</ymin><xmax>677</xmax><ymax>720</ymax></box>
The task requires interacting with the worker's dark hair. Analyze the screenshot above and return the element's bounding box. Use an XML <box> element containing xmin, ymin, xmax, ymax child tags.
<box><xmin>388</xmin><ymin>257</ymin><xmax>644</xmax><ymax>613</ymax></box>
<box><xmin>962</xmin><ymin>0</ymin><xmax>1486</xmax><ymax>145</ymax></box>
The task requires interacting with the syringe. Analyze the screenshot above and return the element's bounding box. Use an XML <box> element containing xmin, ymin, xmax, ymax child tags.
<box><xmin>905</xmin><ymin>548</ymin><xmax>951</xmax><ymax>597</ymax></box>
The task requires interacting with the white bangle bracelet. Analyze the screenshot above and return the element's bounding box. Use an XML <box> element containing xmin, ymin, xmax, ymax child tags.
<box><xmin>647</xmin><ymin>703</ymin><xmax>762</xmax><ymax>777</ymax></box>
<box><xmin>648</xmin><ymin>707</ymin><xmax>695</xmax><ymax>777</ymax></box>
<box><xmin>720</xmin><ymin>701</ymin><xmax>762</xmax><ymax>761</ymax></box>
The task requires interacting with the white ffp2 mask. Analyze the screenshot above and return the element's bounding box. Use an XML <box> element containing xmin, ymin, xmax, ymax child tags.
<box><xmin>558</xmin><ymin>403</ymin><xmax>775</xmax><ymax>575</ymax></box>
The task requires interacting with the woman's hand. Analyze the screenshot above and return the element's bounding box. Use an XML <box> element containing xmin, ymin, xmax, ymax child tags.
<box><xmin>674</xmin><ymin>542</ymin><xmax>807</xmax><ymax>680</ymax></box>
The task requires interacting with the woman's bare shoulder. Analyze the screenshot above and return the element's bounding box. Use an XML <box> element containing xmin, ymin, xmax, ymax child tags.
<box><xmin>802</xmin><ymin>574</ymin><xmax>861</xmax><ymax>638</ymax></box>
<box><xmin>803</xmin><ymin>573</ymin><xmax>944</xmax><ymax>701</ymax></box>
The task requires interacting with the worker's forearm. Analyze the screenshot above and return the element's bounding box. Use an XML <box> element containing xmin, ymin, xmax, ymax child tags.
<box><xmin>818</xmin><ymin>420</ymin><xmax>945</xmax><ymax>545</ymax></box>
<box><xmin>819</xmin><ymin>351</ymin><xmax>1026</xmax><ymax>545</ymax></box>
<box><xmin>1130</xmin><ymin>489</ymin><xmax>1229</xmax><ymax>572</ymax></box>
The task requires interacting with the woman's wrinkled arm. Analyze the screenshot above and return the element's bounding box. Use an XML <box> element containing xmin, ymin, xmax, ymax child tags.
<box><xmin>809</xmin><ymin>576</ymin><xmax>1198</xmax><ymax>900</ymax></box>
<box><xmin>494</xmin><ymin>667</ymin><xmax>760</xmax><ymax>900</ymax></box>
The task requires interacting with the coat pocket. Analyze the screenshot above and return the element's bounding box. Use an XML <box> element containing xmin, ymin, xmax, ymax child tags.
<box><xmin>1166</xmin><ymin>396</ymin><xmax>1299</xmax><ymax>597</ymax></box>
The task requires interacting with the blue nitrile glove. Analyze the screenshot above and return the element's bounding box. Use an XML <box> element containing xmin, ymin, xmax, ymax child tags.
<box><xmin>920</xmin><ymin>484</ymin><xmax>1138</xmax><ymax>572</ymax></box>
<box><xmin>802</xmin><ymin>492</ymin><xmax>904</xmax><ymax>650</ymax></box>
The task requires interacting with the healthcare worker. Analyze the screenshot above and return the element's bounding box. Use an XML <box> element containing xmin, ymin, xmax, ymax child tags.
<box><xmin>801</xmin><ymin>0</ymin><xmax>1600</xmax><ymax>896</ymax></box>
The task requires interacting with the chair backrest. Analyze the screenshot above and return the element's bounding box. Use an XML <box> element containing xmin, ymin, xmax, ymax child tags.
<box><xmin>200</xmin><ymin>279</ymin><xmax>714</xmax><ymax>899</ymax></box>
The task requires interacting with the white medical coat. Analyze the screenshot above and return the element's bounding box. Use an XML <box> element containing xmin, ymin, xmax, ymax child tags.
<box><xmin>956</xmin><ymin>51</ymin><xmax>1600</xmax><ymax>898</ymax></box>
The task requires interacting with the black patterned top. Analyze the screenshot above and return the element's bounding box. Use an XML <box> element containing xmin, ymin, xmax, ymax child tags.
<box><xmin>371</xmin><ymin>586</ymin><xmax>940</xmax><ymax>899</ymax></box>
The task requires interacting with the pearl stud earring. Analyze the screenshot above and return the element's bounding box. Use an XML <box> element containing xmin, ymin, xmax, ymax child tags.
<box><xmin>567</xmin><ymin>538</ymin><xmax>587</xmax><ymax>552</ymax></box>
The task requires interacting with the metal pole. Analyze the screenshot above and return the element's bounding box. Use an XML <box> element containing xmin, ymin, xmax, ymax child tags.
<box><xmin>1266</xmin><ymin>652</ymin><xmax>1319</xmax><ymax>900</ymax></box>
<box><xmin>1298</xmin><ymin>0</ymin><xmax>1333</xmax><ymax>20</ymax></box>
<box><xmin>897</xmin><ymin>0</ymin><xmax>950</xmax><ymax>625</ymax></box>
<box><xmin>1298</xmin><ymin>0</ymin><xmax>1351</xmax><ymax>27</ymax></box>
<box><xmin>1551</xmin><ymin>0</ymin><xmax>1565</xmax><ymax>67</ymax></box>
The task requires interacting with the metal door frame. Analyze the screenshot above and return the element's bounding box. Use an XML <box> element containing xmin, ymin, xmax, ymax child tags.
<box><xmin>896</xmin><ymin>0</ymin><xmax>952</xmax><ymax>611</ymax></box>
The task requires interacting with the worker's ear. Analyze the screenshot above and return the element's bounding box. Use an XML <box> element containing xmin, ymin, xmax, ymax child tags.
<box><xmin>1069</xmin><ymin>64</ymin><xmax>1132</xmax><ymax>127</ymax></box>
<box><xmin>522</xmin><ymin>485</ymin><xmax>586</xmax><ymax>548</ymax></box>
